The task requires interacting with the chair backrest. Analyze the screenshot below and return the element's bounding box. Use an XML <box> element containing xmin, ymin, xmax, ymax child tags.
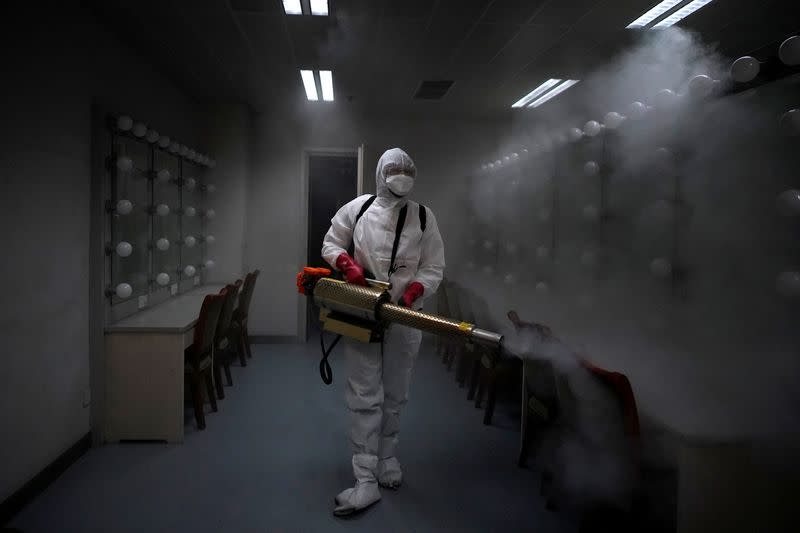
<box><xmin>236</xmin><ymin>269</ymin><xmax>260</xmax><ymax>318</ymax></box>
<box><xmin>443</xmin><ymin>281</ymin><xmax>462</xmax><ymax>319</ymax></box>
<box><xmin>216</xmin><ymin>280</ymin><xmax>242</xmax><ymax>341</ymax></box>
<box><xmin>192</xmin><ymin>289</ymin><xmax>226</xmax><ymax>359</ymax></box>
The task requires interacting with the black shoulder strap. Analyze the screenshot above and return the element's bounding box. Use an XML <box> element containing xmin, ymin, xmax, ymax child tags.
<box><xmin>419</xmin><ymin>204</ymin><xmax>427</xmax><ymax>232</ymax></box>
<box><xmin>389</xmin><ymin>204</ymin><xmax>408</xmax><ymax>278</ymax></box>
<box><xmin>355</xmin><ymin>195</ymin><xmax>376</xmax><ymax>225</ymax></box>
<box><xmin>347</xmin><ymin>195</ymin><xmax>377</xmax><ymax>262</ymax></box>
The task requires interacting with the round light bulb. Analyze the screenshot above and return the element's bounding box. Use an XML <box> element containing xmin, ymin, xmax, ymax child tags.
<box><xmin>116</xmin><ymin>155</ymin><xmax>133</xmax><ymax>172</ymax></box>
<box><xmin>780</xmin><ymin>109</ymin><xmax>800</xmax><ymax>136</ymax></box>
<box><xmin>156</xmin><ymin>273</ymin><xmax>170</xmax><ymax>286</ymax></box>
<box><xmin>650</xmin><ymin>257</ymin><xmax>672</xmax><ymax>278</ymax></box>
<box><xmin>567</xmin><ymin>127</ymin><xmax>583</xmax><ymax>143</ymax></box>
<box><xmin>184</xmin><ymin>265</ymin><xmax>196</xmax><ymax>277</ymax></box>
<box><xmin>132</xmin><ymin>122</ymin><xmax>147</xmax><ymax>138</ymax></box>
<box><xmin>115</xmin><ymin>283</ymin><xmax>133</xmax><ymax>299</ymax></box>
<box><xmin>185</xmin><ymin>177</ymin><xmax>196</xmax><ymax>190</ymax></box>
<box><xmin>157</xmin><ymin>169</ymin><xmax>171</xmax><ymax>183</ymax></box>
<box><xmin>207</xmin><ymin>184</ymin><xmax>217</xmax><ymax>193</ymax></box>
<box><xmin>158</xmin><ymin>135</ymin><xmax>171</xmax><ymax>148</ymax></box>
<box><xmin>779</xmin><ymin>35</ymin><xmax>800</xmax><ymax>66</ymax></box>
<box><xmin>535</xmin><ymin>281</ymin><xmax>549</xmax><ymax>294</ymax></box>
<box><xmin>206</xmin><ymin>235</ymin><xmax>215</xmax><ymax>245</ymax></box>
<box><xmin>604</xmin><ymin>111</ymin><xmax>625</xmax><ymax>129</ymax></box>
<box><xmin>482</xmin><ymin>240</ymin><xmax>495</xmax><ymax>252</ymax></box>
<box><xmin>156</xmin><ymin>204</ymin><xmax>170</xmax><ymax>217</ymax></box>
<box><xmin>688</xmin><ymin>74</ymin><xmax>713</xmax><ymax>99</ymax></box>
<box><xmin>628</xmin><ymin>101</ymin><xmax>647</xmax><ymax>120</ymax></box>
<box><xmin>146</xmin><ymin>129</ymin><xmax>160</xmax><ymax>143</ymax></box>
<box><xmin>776</xmin><ymin>189</ymin><xmax>800</xmax><ymax>216</ymax></box>
<box><xmin>116</xmin><ymin>241</ymin><xmax>133</xmax><ymax>257</ymax></box>
<box><xmin>184</xmin><ymin>235</ymin><xmax>196</xmax><ymax>248</ymax></box>
<box><xmin>777</xmin><ymin>271</ymin><xmax>800</xmax><ymax>297</ymax></box>
<box><xmin>205</xmin><ymin>259</ymin><xmax>215</xmax><ymax>269</ymax></box>
<box><xmin>653</xmin><ymin>88</ymin><xmax>676</xmax><ymax>109</ymax></box>
<box><xmin>169</xmin><ymin>141</ymin><xmax>180</xmax><ymax>153</ymax></box>
<box><xmin>117</xmin><ymin>115</ymin><xmax>133</xmax><ymax>131</ymax></box>
<box><xmin>503</xmin><ymin>273</ymin><xmax>516</xmax><ymax>285</ymax></box>
<box><xmin>582</xmin><ymin>204</ymin><xmax>599</xmax><ymax>221</ymax></box>
<box><xmin>206</xmin><ymin>208</ymin><xmax>216</xmax><ymax>219</ymax></box>
<box><xmin>156</xmin><ymin>237</ymin><xmax>170</xmax><ymax>251</ymax></box>
<box><xmin>730</xmin><ymin>56</ymin><xmax>760</xmax><ymax>83</ymax></box>
<box><xmin>584</xmin><ymin>161</ymin><xmax>600</xmax><ymax>177</ymax></box>
<box><xmin>184</xmin><ymin>206</ymin><xmax>196</xmax><ymax>217</ymax></box>
<box><xmin>584</xmin><ymin>120</ymin><xmax>602</xmax><ymax>137</ymax></box>
<box><xmin>116</xmin><ymin>199</ymin><xmax>133</xmax><ymax>215</ymax></box>
<box><xmin>505</xmin><ymin>242</ymin><xmax>518</xmax><ymax>255</ymax></box>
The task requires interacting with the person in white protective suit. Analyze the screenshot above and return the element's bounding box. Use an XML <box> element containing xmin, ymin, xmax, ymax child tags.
<box><xmin>321</xmin><ymin>147</ymin><xmax>445</xmax><ymax>516</ymax></box>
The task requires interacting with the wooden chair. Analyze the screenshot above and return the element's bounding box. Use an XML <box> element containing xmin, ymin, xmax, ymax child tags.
<box><xmin>212</xmin><ymin>280</ymin><xmax>243</xmax><ymax>399</ymax></box>
<box><xmin>185</xmin><ymin>289</ymin><xmax>226</xmax><ymax>430</ymax></box>
<box><xmin>473</xmin><ymin>307</ymin><xmax>522</xmax><ymax>426</ymax></box>
<box><xmin>442</xmin><ymin>281</ymin><xmax>463</xmax><ymax>372</ymax></box>
<box><xmin>232</xmin><ymin>269</ymin><xmax>260</xmax><ymax>363</ymax></box>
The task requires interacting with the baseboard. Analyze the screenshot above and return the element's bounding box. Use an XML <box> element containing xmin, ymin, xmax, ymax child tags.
<box><xmin>250</xmin><ymin>335</ymin><xmax>303</xmax><ymax>344</ymax></box>
<box><xmin>0</xmin><ymin>432</ymin><xmax>91</xmax><ymax>526</ymax></box>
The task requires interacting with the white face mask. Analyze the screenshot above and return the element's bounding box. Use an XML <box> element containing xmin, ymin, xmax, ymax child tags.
<box><xmin>385</xmin><ymin>174</ymin><xmax>414</xmax><ymax>196</ymax></box>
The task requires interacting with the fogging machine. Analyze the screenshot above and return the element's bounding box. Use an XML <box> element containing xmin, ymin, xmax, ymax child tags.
<box><xmin>297</xmin><ymin>267</ymin><xmax>504</xmax><ymax>384</ymax></box>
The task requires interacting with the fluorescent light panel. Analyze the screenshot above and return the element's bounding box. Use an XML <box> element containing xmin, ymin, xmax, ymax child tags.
<box><xmin>283</xmin><ymin>0</ymin><xmax>302</xmax><ymax>15</ymax></box>
<box><xmin>626</xmin><ymin>0</ymin><xmax>683</xmax><ymax>28</ymax></box>
<box><xmin>651</xmin><ymin>0</ymin><xmax>713</xmax><ymax>28</ymax></box>
<box><xmin>310</xmin><ymin>0</ymin><xmax>329</xmax><ymax>16</ymax></box>
<box><xmin>319</xmin><ymin>70</ymin><xmax>334</xmax><ymax>101</ymax></box>
<box><xmin>300</xmin><ymin>70</ymin><xmax>318</xmax><ymax>101</ymax></box>
<box><xmin>511</xmin><ymin>78</ymin><xmax>562</xmax><ymax>108</ymax></box>
<box><xmin>528</xmin><ymin>79</ymin><xmax>580</xmax><ymax>108</ymax></box>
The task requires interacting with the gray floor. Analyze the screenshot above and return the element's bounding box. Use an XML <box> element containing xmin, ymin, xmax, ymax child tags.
<box><xmin>10</xmin><ymin>342</ymin><xmax>575</xmax><ymax>533</ymax></box>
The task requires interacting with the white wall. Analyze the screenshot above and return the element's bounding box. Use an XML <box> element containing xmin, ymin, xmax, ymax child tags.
<box><xmin>200</xmin><ymin>104</ymin><xmax>250</xmax><ymax>285</ymax></box>
<box><xmin>0</xmin><ymin>2</ymin><xmax>202</xmax><ymax>503</ymax></box>
<box><xmin>246</xmin><ymin>107</ymin><xmax>507</xmax><ymax>337</ymax></box>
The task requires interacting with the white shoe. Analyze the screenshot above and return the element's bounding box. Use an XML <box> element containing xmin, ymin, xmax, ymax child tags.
<box><xmin>333</xmin><ymin>453</ymin><xmax>381</xmax><ymax>516</ymax></box>
<box><xmin>377</xmin><ymin>457</ymin><xmax>403</xmax><ymax>489</ymax></box>
<box><xmin>333</xmin><ymin>481</ymin><xmax>381</xmax><ymax>515</ymax></box>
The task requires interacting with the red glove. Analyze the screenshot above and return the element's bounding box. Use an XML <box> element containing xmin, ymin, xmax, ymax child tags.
<box><xmin>400</xmin><ymin>282</ymin><xmax>424</xmax><ymax>307</ymax></box>
<box><xmin>336</xmin><ymin>253</ymin><xmax>367</xmax><ymax>286</ymax></box>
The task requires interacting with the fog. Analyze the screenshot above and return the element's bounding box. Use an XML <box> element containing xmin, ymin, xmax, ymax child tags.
<box><xmin>437</xmin><ymin>28</ymin><xmax>800</xmax><ymax>445</ymax></box>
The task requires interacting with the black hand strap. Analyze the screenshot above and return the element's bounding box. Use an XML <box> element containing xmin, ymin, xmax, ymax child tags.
<box><xmin>389</xmin><ymin>204</ymin><xmax>408</xmax><ymax>278</ymax></box>
<box><xmin>319</xmin><ymin>331</ymin><xmax>342</xmax><ymax>385</ymax></box>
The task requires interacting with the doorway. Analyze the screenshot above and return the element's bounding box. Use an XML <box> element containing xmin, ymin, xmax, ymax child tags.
<box><xmin>306</xmin><ymin>153</ymin><xmax>359</xmax><ymax>339</ymax></box>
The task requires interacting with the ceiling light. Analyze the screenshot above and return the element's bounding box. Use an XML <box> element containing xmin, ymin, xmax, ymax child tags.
<box><xmin>511</xmin><ymin>78</ymin><xmax>562</xmax><ymax>108</ymax></box>
<box><xmin>528</xmin><ymin>80</ymin><xmax>580</xmax><ymax>108</ymax></box>
<box><xmin>319</xmin><ymin>70</ymin><xmax>334</xmax><ymax>101</ymax></box>
<box><xmin>651</xmin><ymin>0</ymin><xmax>714</xmax><ymax>28</ymax></box>
<box><xmin>283</xmin><ymin>0</ymin><xmax>302</xmax><ymax>15</ymax></box>
<box><xmin>300</xmin><ymin>70</ymin><xmax>318</xmax><ymax>101</ymax></box>
<box><xmin>626</xmin><ymin>0</ymin><xmax>683</xmax><ymax>28</ymax></box>
<box><xmin>310</xmin><ymin>0</ymin><xmax>329</xmax><ymax>16</ymax></box>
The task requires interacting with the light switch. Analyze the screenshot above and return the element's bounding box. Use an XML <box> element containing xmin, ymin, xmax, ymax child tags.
<box><xmin>194</xmin><ymin>276</ymin><xmax>200</xmax><ymax>286</ymax></box>
<box><xmin>138</xmin><ymin>295</ymin><xmax>148</xmax><ymax>309</ymax></box>
<box><xmin>171</xmin><ymin>283</ymin><xmax>178</xmax><ymax>296</ymax></box>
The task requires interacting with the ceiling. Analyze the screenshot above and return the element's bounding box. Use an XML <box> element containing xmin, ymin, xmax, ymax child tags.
<box><xmin>88</xmin><ymin>0</ymin><xmax>800</xmax><ymax>119</ymax></box>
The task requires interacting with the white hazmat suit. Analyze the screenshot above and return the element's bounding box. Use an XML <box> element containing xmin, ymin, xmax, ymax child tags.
<box><xmin>321</xmin><ymin>148</ymin><xmax>445</xmax><ymax>515</ymax></box>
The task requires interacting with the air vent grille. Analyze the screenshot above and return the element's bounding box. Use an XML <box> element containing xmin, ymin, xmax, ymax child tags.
<box><xmin>414</xmin><ymin>80</ymin><xmax>454</xmax><ymax>100</ymax></box>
